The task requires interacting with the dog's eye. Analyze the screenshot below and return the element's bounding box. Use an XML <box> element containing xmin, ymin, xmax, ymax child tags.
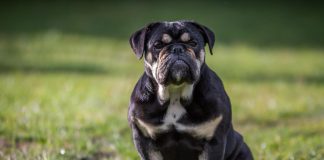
<box><xmin>188</xmin><ymin>40</ymin><xmax>197</xmax><ymax>47</ymax></box>
<box><xmin>153</xmin><ymin>41</ymin><xmax>164</xmax><ymax>50</ymax></box>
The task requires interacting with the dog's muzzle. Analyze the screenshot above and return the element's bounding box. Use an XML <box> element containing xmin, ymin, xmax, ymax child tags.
<box><xmin>155</xmin><ymin>44</ymin><xmax>198</xmax><ymax>85</ymax></box>
<box><xmin>169</xmin><ymin>60</ymin><xmax>190</xmax><ymax>85</ymax></box>
<box><xmin>156</xmin><ymin>44</ymin><xmax>200</xmax><ymax>85</ymax></box>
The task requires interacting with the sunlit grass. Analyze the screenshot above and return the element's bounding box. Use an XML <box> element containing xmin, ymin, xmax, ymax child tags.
<box><xmin>0</xmin><ymin>1</ymin><xmax>323</xmax><ymax>159</ymax></box>
<box><xmin>0</xmin><ymin>32</ymin><xmax>323</xmax><ymax>159</ymax></box>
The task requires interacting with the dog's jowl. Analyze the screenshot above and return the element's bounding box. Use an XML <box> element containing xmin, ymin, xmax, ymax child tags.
<box><xmin>128</xmin><ymin>20</ymin><xmax>253</xmax><ymax>160</ymax></box>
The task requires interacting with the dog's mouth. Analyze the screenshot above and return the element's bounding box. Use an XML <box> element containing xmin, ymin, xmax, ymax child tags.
<box><xmin>168</xmin><ymin>60</ymin><xmax>191</xmax><ymax>85</ymax></box>
<box><xmin>156</xmin><ymin>54</ymin><xmax>198</xmax><ymax>85</ymax></box>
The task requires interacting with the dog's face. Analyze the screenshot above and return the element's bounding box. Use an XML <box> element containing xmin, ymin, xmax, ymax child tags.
<box><xmin>130</xmin><ymin>21</ymin><xmax>215</xmax><ymax>86</ymax></box>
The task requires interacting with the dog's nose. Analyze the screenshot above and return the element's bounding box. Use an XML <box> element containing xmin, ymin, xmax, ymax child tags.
<box><xmin>171</xmin><ymin>45</ymin><xmax>185</xmax><ymax>54</ymax></box>
<box><xmin>169</xmin><ymin>60</ymin><xmax>190</xmax><ymax>85</ymax></box>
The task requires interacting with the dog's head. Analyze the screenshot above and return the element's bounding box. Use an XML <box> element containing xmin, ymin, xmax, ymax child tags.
<box><xmin>130</xmin><ymin>20</ymin><xmax>215</xmax><ymax>86</ymax></box>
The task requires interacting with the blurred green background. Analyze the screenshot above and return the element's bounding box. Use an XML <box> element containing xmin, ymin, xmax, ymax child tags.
<box><xmin>0</xmin><ymin>1</ymin><xmax>323</xmax><ymax>160</ymax></box>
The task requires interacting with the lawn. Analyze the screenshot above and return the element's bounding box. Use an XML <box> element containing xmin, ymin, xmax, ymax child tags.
<box><xmin>0</xmin><ymin>1</ymin><xmax>323</xmax><ymax>160</ymax></box>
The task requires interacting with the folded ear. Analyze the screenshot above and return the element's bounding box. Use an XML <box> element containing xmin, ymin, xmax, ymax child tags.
<box><xmin>189</xmin><ymin>22</ymin><xmax>215</xmax><ymax>55</ymax></box>
<box><xmin>129</xmin><ymin>22</ymin><xmax>160</xmax><ymax>59</ymax></box>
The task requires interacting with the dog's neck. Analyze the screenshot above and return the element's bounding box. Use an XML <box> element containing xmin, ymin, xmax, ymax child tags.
<box><xmin>157</xmin><ymin>83</ymin><xmax>194</xmax><ymax>104</ymax></box>
<box><xmin>157</xmin><ymin>84</ymin><xmax>194</xmax><ymax>105</ymax></box>
<box><xmin>149</xmin><ymin>63</ymin><xmax>208</xmax><ymax>105</ymax></box>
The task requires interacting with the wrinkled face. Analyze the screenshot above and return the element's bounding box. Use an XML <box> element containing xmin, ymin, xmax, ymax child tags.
<box><xmin>145</xmin><ymin>22</ymin><xmax>207</xmax><ymax>85</ymax></box>
<box><xmin>130</xmin><ymin>21</ymin><xmax>215</xmax><ymax>86</ymax></box>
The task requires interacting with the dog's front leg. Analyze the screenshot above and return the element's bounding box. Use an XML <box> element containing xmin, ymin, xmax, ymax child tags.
<box><xmin>199</xmin><ymin>136</ymin><xmax>227</xmax><ymax>160</ymax></box>
<box><xmin>131</xmin><ymin>124</ymin><xmax>162</xmax><ymax>160</ymax></box>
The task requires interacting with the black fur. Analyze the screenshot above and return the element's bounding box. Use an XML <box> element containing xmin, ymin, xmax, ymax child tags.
<box><xmin>128</xmin><ymin>21</ymin><xmax>253</xmax><ymax>160</ymax></box>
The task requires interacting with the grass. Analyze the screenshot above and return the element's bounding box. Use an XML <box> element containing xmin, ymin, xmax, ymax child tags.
<box><xmin>0</xmin><ymin>1</ymin><xmax>323</xmax><ymax>160</ymax></box>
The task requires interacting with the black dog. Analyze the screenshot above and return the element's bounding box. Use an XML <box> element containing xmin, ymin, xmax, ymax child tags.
<box><xmin>128</xmin><ymin>20</ymin><xmax>253</xmax><ymax>160</ymax></box>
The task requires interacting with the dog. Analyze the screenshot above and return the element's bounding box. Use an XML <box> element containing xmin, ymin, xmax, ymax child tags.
<box><xmin>128</xmin><ymin>20</ymin><xmax>253</xmax><ymax>160</ymax></box>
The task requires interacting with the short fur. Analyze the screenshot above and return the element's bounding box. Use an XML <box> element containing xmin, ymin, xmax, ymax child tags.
<box><xmin>128</xmin><ymin>20</ymin><xmax>253</xmax><ymax>160</ymax></box>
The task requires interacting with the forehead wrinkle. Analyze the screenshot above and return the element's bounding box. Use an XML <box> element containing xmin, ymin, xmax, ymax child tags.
<box><xmin>165</xmin><ymin>23</ymin><xmax>185</xmax><ymax>37</ymax></box>
<box><xmin>164</xmin><ymin>21</ymin><xmax>184</xmax><ymax>28</ymax></box>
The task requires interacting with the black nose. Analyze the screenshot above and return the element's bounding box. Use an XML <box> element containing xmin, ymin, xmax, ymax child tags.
<box><xmin>169</xmin><ymin>60</ymin><xmax>190</xmax><ymax>85</ymax></box>
<box><xmin>171</xmin><ymin>45</ymin><xmax>185</xmax><ymax>54</ymax></box>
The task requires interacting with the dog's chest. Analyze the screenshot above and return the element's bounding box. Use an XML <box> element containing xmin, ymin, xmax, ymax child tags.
<box><xmin>135</xmin><ymin>92</ymin><xmax>223</xmax><ymax>140</ymax></box>
<box><xmin>163</xmin><ymin>95</ymin><xmax>186</xmax><ymax>125</ymax></box>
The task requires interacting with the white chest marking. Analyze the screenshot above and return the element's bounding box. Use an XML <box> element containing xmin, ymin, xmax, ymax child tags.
<box><xmin>176</xmin><ymin>115</ymin><xmax>223</xmax><ymax>140</ymax></box>
<box><xmin>135</xmin><ymin>84</ymin><xmax>222</xmax><ymax>140</ymax></box>
<box><xmin>136</xmin><ymin>114</ymin><xmax>223</xmax><ymax>140</ymax></box>
<box><xmin>136</xmin><ymin>94</ymin><xmax>186</xmax><ymax>139</ymax></box>
<box><xmin>149</xmin><ymin>150</ymin><xmax>163</xmax><ymax>160</ymax></box>
<box><xmin>136</xmin><ymin>100</ymin><xmax>223</xmax><ymax>140</ymax></box>
<box><xmin>198</xmin><ymin>150</ymin><xmax>207</xmax><ymax>160</ymax></box>
<box><xmin>163</xmin><ymin>95</ymin><xmax>186</xmax><ymax>125</ymax></box>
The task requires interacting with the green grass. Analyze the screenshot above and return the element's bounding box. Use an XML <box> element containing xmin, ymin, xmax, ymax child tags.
<box><xmin>0</xmin><ymin>1</ymin><xmax>324</xmax><ymax>160</ymax></box>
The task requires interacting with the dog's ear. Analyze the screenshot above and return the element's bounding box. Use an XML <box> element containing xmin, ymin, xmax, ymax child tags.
<box><xmin>129</xmin><ymin>22</ymin><xmax>160</xmax><ymax>59</ymax></box>
<box><xmin>189</xmin><ymin>22</ymin><xmax>215</xmax><ymax>55</ymax></box>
